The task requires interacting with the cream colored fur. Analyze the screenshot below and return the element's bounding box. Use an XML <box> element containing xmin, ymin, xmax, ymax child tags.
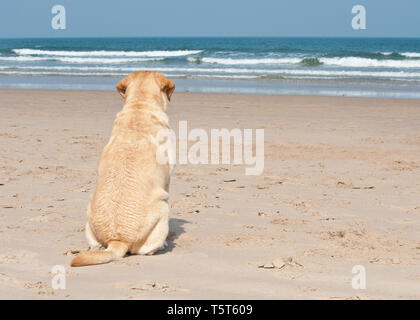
<box><xmin>71</xmin><ymin>71</ymin><xmax>175</xmax><ymax>267</ymax></box>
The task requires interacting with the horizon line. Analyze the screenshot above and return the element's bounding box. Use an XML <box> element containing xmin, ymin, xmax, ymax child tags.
<box><xmin>1</xmin><ymin>35</ymin><xmax>420</xmax><ymax>40</ymax></box>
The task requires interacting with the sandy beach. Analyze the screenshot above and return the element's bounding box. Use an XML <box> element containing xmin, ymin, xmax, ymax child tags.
<box><xmin>0</xmin><ymin>89</ymin><xmax>419</xmax><ymax>299</ymax></box>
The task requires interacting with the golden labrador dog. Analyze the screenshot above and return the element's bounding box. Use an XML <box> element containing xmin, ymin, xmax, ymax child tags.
<box><xmin>71</xmin><ymin>71</ymin><xmax>175</xmax><ymax>267</ymax></box>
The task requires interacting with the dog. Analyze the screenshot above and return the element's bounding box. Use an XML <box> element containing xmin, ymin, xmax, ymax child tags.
<box><xmin>71</xmin><ymin>71</ymin><xmax>175</xmax><ymax>267</ymax></box>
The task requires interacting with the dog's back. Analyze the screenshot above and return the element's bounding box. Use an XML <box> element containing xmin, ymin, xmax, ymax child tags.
<box><xmin>89</xmin><ymin>104</ymin><xmax>170</xmax><ymax>248</ymax></box>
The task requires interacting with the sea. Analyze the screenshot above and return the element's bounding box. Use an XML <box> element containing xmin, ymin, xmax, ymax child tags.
<box><xmin>1</xmin><ymin>37</ymin><xmax>420</xmax><ymax>98</ymax></box>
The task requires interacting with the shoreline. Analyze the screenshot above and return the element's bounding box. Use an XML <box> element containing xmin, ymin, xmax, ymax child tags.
<box><xmin>2</xmin><ymin>87</ymin><xmax>420</xmax><ymax>102</ymax></box>
<box><xmin>1</xmin><ymin>76</ymin><xmax>420</xmax><ymax>99</ymax></box>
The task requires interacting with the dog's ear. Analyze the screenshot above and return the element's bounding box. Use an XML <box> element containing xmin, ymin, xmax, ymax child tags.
<box><xmin>116</xmin><ymin>75</ymin><xmax>130</xmax><ymax>99</ymax></box>
<box><xmin>156</xmin><ymin>73</ymin><xmax>175</xmax><ymax>101</ymax></box>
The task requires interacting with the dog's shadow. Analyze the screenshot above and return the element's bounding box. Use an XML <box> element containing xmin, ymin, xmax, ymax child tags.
<box><xmin>155</xmin><ymin>218</ymin><xmax>188</xmax><ymax>254</ymax></box>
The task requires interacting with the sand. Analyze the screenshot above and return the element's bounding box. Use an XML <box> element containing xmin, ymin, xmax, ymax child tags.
<box><xmin>0</xmin><ymin>89</ymin><xmax>419</xmax><ymax>299</ymax></box>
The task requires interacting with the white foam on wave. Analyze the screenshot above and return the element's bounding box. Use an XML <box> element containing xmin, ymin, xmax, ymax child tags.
<box><xmin>0</xmin><ymin>56</ymin><xmax>51</xmax><ymax>62</ymax></box>
<box><xmin>57</xmin><ymin>57</ymin><xmax>163</xmax><ymax>64</ymax></box>
<box><xmin>320</xmin><ymin>57</ymin><xmax>420</xmax><ymax>68</ymax></box>
<box><xmin>0</xmin><ymin>70</ymin><xmax>263</xmax><ymax>80</ymax></box>
<box><xmin>13</xmin><ymin>48</ymin><xmax>202</xmax><ymax>57</ymax></box>
<box><xmin>198</xmin><ymin>57</ymin><xmax>301</xmax><ymax>65</ymax></box>
<box><xmin>194</xmin><ymin>56</ymin><xmax>420</xmax><ymax>68</ymax></box>
<box><xmin>272</xmin><ymin>69</ymin><xmax>420</xmax><ymax>79</ymax></box>
<box><xmin>0</xmin><ymin>70</ymin><xmax>265</xmax><ymax>80</ymax></box>
<box><xmin>186</xmin><ymin>74</ymin><xmax>259</xmax><ymax>80</ymax></box>
<box><xmin>0</xmin><ymin>65</ymin><xmax>129</xmax><ymax>71</ymax></box>
<box><xmin>2</xmin><ymin>66</ymin><xmax>420</xmax><ymax>79</ymax></box>
<box><xmin>401</xmin><ymin>52</ymin><xmax>420</xmax><ymax>58</ymax></box>
<box><xmin>0</xmin><ymin>56</ymin><xmax>163</xmax><ymax>64</ymax></box>
<box><xmin>0</xmin><ymin>70</ymin><xmax>124</xmax><ymax>77</ymax></box>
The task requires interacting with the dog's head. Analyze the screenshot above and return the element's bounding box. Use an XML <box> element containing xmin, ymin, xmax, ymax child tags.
<box><xmin>116</xmin><ymin>71</ymin><xmax>175</xmax><ymax>107</ymax></box>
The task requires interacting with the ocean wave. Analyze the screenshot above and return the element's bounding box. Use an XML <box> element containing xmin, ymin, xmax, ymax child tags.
<box><xmin>0</xmin><ymin>56</ymin><xmax>163</xmax><ymax>64</ymax></box>
<box><xmin>197</xmin><ymin>57</ymin><xmax>301</xmax><ymax>65</ymax></box>
<box><xmin>2</xmin><ymin>67</ymin><xmax>420</xmax><ymax>79</ymax></box>
<box><xmin>270</xmin><ymin>69</ymin><xmax>420</xmax><ymax>79</ymax></box>
<box><xmin>300</xmin><ymin>58</ymin><xmax>323</xmax><ymax>66</ymax></box>
<box><xmin>13</xmin><ymin>48</ymin><xmax>202</xmax><ymax>57</ymax></box>
<box><xmin>0</xmin><ymin>70</ymin><xmax>265</xmax><ymax>80</ymax></box>
<box><xmin>320</xmin><ymin>57</ymin><xmax>420</xmax><ymax>68</ymax></box>
<box><xmin>188</xmin><ymin>74</ymin><xmax>260</xmax><ymax>80</ymax></box>
<box><xmin>401</xmin><ymin>52</ymin><xmax>420</xmax><ymax>58</ymax></box>
<box><xmin>371</xmin><ymin>52</ymin><xmax>406</xmax><ymax>59</ymax></box>
<box><xmin>0</xmin><ymin>71</ymin><xmax>125</xmax><ymax>77</ymax></box>
<box><xmin>0</xmin><ymin>56</ymin><xmax>51</xmax><ymax>62</ymax></box>
<box><xmin>56</xmin><ymin>57</ymin><xmax>163</xmax><ymax>64</ymax></box>
<box><xmin>192</xmin><ymin>56</ymin><xmax>420</xmax><ymax>68</ymax></box>
<box><xmin>0</xmin><ymin>65</ymin><xmax>132</xmax><ymax>72</ymax></box>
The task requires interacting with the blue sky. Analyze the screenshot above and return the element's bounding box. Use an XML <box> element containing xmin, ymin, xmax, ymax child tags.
<box><xmin>0</xmin><ymin>0</ymin><xmax>419</xmax><ymax>38</ymax></box>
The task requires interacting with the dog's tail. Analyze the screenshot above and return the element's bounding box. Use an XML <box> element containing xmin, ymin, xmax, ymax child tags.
<box><xmin>70</xmin><ymin>241</ymin><xmax>129</xmax><ymax>267</ymax></box>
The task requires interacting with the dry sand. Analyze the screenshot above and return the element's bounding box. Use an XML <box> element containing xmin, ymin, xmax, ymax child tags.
<box><xmin>0</xmin><ymin>89</ymin><xmax>419</xmax><ymax>299</ymax></box>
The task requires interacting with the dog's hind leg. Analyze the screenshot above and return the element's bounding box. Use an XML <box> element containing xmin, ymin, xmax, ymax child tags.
<box><xmin>136</xmin><ymin>208</ymin><xmax>169</xmax><ymax>255</ymax></box>
<box><xmin>85</xmin><ymin>222</ymin><xmax>101</xmax><ymax>249</ymax></box>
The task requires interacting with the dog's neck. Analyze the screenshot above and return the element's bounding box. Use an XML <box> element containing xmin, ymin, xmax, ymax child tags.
<box><xmin>120</xmin><ymin>92</ymin><xmax>169</xmax><ymax>128</ymax></box>
<box><xmin>124</xmin><ymin>87</ymin><xmax>168</xmax><ymax>112</ymax></box>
